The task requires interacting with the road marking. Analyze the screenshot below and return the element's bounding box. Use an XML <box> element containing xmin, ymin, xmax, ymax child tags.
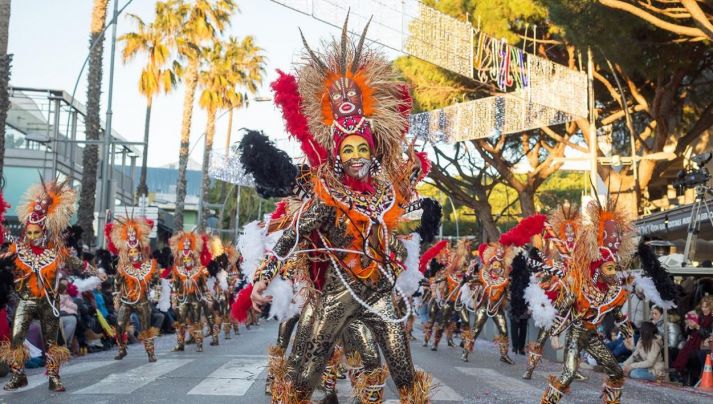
<box><xmin>429</xmin><ymin>373</ymin><xmax>464</xmax><ymax>401</ymax></box>
<box><xmin>456</xmin><ymin>367</ymin><xmax>542</xmax><ymax>396</ymax></box>
<box><xmin>73</xmin><ymin>358</ymin><xmax>193</xmax><ymax>395</ymax></box>
<box><xmin>0</xmin><ymin>360</ymin><xmax>114</xmax><ymax>395</ymax></box>
<box><xmin>187</xmin><ymin>358</ymin><xmax>265</xmax><ymax>396</ymax></box>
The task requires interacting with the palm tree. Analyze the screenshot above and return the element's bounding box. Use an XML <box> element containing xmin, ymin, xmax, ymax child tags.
<box><xmin>78</xmin><ymin>0</ymin><xmax>109</xmax><ymax>246</ymax></box>
<box><xmin>119</xmin><ymin>4</ymin><xmax>179</xmax><ymax>201</ymax></box>
<box><xmin>0</xmin><ymin>0</ymin><xmax>11</xmax><ymax>183</ymax></box>
<box><xmin>165</xmin><ymin>0</ymin><xmax>237</xmax><ymax>231</ymax></box>
<box><xmin>197</xmin><ymin>36</ymin><xmax>265</xmax><ymax>230</ymax></box>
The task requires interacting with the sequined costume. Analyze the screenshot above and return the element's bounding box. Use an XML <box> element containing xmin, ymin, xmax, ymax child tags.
<box><xmin>170</xmin><ymin>232</ymin><xmax>212</xmax><ymax>353</ymax></box>
<box><xmin>246</xmin><ymin>13</ymin><xmax>433</xmax><ymax>403</ymax></box>
<box><xmin>428</xmin><ymin>240</ymin><xmax>469</xmax><ymax>351</ymax></box>
<box><xmin>539</xmin><ymin>200</ymin><xmax>637</xmax><ymax>404</ymax></box>
<box><xmin>0</xmin><ymin>179</ymin><xmax>76</xmax><ymax>392</ymax></box>
<box><xmin>106</xmin><ymin>217</ymin><xmax>161</xmax><ymax>362</ymax></box>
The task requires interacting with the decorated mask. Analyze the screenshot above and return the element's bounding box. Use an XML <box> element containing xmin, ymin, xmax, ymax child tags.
<box><xmin>339</xmin><ymin>134</ymin><xmax>372</xmax><ymax>180</ymax></box>
<box><xmin>328</xmin><ymin>76</ymin><xmax>364</xmax><ymax>119</ymax></box>
<box><xmin>25</xmin><ymin>223</ymin><xmax>45</xmax><ymax>247</ymax></box>
<box><xmin>602</xmin><ymin>219</ymin><xmax>621</xmax><ymax>254</ymax></box>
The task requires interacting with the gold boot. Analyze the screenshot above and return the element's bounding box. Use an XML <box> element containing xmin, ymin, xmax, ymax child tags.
<box><xmin>210</xmin><ymin>316</ymin><xmax>221</xmax><ymax>346</ymax></box>
<box><xmin>446</xmin><ymin>323</ymin><xmax>456</xmax><ymax>347</ymax></box>
<box><xmin>422</xmin><ymin>323</ymin><xmax>432</xmax><ymax>347</ymax></box>
<box><xmin>172</xmin><ymin>323</ymin><xmax>186</xmax><ymax>352</ymax></box>
<box><xmin>540</xmin><ymin>376</ymin><xmax>568</xmax><ymax>404</ymax></box>
<box><xmin>114</xmin><ymin>331</ymin><xmax>128</xmax><ymax>360</ymax></box>
<box><xmin>601</xmin><ymin>377</ymin><xmax>624</xmax><ymax>404</ymax></box>
<box><xmin>495</xmin><ymin>335</ymin><xmax>514</xmax><ymax>364</ymax></box>
<box><xmin>223</xmin><ymin>322</ymin><xmax>232</xmax><ymax>340</ymax></box>
<box><xmin>140</xmin><ymin>327</ymin><xmax>160</xmax><ymax>362</ymax></box>
<box><xmin>266</xmin><ymin>345</ymin><xmax>284</xmax><ymax>395</ymax></box>
<box><xmin>523</xmin><ymin>342</ymin><xmax>543</xmax><ymax>379</ymax></box>
<box><xmin>461</xmin><ymin>329</ymin><xmax>474</xmax><ymax>362</ymax></box>
<box><xmin>431</xmin><ymin>326</ymin><xmax>443</xmax><ymax>351</ymax></box>
<box><xmin>46</xmin><ymin>344</ymin><xmax>70</xmax><ymax>392</ymax></box>
<box><xmin>398</xmin><ymin>370</ymin><xmax>432</xmax><ymax>404</ymax></box>
<box><xmin>0</xmin><ymin>343</ymin><xmax>29</xmax><ymax>391</ymax></box>
<box><xmin>192</xmin><ymin>324</ymin><xmax>204</xmax><ymax>352</ymax></box>
<box><xmin>321</xmin><ymin>346</ymin><xmax>343</xmax><ymax>398</ymax></box>
<box><xmin>353</xmin><ymin>366</ymin><xmax>388</xmax><ymax>403</ymax></box>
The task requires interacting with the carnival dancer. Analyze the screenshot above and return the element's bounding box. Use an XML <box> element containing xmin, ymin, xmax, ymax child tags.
<box><xmin>418</xmin><ymin>241</ymin><xmax>449</xmax><ymax>348</ymax></box>
<box><xmin>429</xmin><ymin>240</ymin><xmax>468</xmax><ymax>351</ymax></box>
<box><xmin>106</xmin><ymin>217</ymin><xmax>161</xmax><ymax>362</ymax></box>
<box><xmin>223</xmin><ymin>245</ymin><xmax>241</xmax><ymax>338</ymax></box>
<box><xmin>245</xmin><ymin>13</ymin><xmax>433</xmax><ymax>402</ymax></box>
<box><xmin>206</xmin><ymin>237</ymin><xmax>230</xmax><ymax>347</ymax></box>
<box><xmin>0</xmin><ymin>179</ymin><xmax>76</xmax><ymax>391</ymax></box>
<box><xmin>469</xmin><ymin>215</ymin><xmax>547</xmax><ymax>365</ymax></box>
<box><xmin>170</xmin><ymin>231</ymin><xmax>212</xmax><ymax>352</ymax></box>
<box><xmin>523</xmin><ymin>203</ymin><xmax>583</xmax><ymax>380</ymax></box>
<box><xmin>538</xmin><ymin>199</ymin><xmax>637</xmax><ymax>404</ymax></box>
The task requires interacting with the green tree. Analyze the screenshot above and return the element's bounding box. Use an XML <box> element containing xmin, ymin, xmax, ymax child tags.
<box><xmin>119</xmin><ymin>2</ymin><xmax>180</xmax><ymax>200</ymax></box>
<box><xmin>197</xmin><ymin>36</ymin><xmax>265</xmax><ymax>230</ymax></box>
<box><xmin>163</xmin><ymin>0</ymin><xmax>237</xmax><ymax>230</ymax></box>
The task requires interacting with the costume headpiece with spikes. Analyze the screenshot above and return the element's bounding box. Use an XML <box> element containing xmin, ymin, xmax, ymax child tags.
<box><xmin>107</xmin><ymin>217</ymin><xmax>153</xmax><ymax>265</ymax></box>
<box><xmin>18</xmin><ymin>178</ymin><xmax>76</xmax><ymax>247</ymax></box>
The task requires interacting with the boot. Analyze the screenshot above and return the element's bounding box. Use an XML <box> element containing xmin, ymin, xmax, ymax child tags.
<box><xmin>321</xmin><ymin>346</ymin><xmax>342</xmax><ymax>398</ymax></box>
<box><xmin>1</xmin><ymin>343</ymin><xmax>29</xmax><ymax>391</ymax></box>
<box><xmin>601</xmin><ymin>377</ymin><xmax>624</xmax><ymax>404</ymax></box>
<box><xmin>446</xmin><ymin>323</ymin><xmax>456</xmax><ymax>347</ymax></box>
<box><xmin>192</xmin><ymin>324</ymin><xmax>204</xmax><ymax>352</ymax></box>
<box><xmin>422</xmin><ymin>323</ymin><xmax>432</xmax><ymax>347</ymax></box>
<box><xmin>398</xmin><ymin>370</ymin><xmax>432</xmax><ymax>403</ymax></box>
<box><xmin>172</xmin><ymin>323</ymin><xmax>186</xmax><ymax>352</ymax></box>
<box><xmin>223</xmin><ymin>322</ymin><xmax>232</xmax><ymax>340</ymax></box>
<box><xmin>233</xmin><ymin>323</ymin><xmax>240</xmax><ymax>335</ymax></box>
<box><xmin>540</xmin><ymin>376</ymin><xmax>567</xmax><ymax>404</ymax></box>
<box><xmin>523</xmin><ymin>342</ymin><xmax>543</xmax><ymax>380</ymax></box>
<box><xmin>354</xmin><ymin>366</ymin><xmax>388</xmax><ymax>404</ymax></box>
<box><xmin>266</xmin><ymin>345</ymin><xmax>284</xmax><ymax>395</ymax></box>
<box><xmin>210</xmin><ymin>325</ymin><xmax>220</xmax><ymax>346</ymax></box>
<box><xmin>431</xmin><ymin>326</ymin><xmax>443</xmax><ymax>351</ymax></box>
<box><xmin>495</xmin><ymin>335</ymin><xmax>514</xmax><ymax>365</ymax></box>
<box><xmin>461</xmin><ymin>329</ymin><xmax>474</xmax><ymax>362</ymax></box>
<box><xmin>114</xmin><ymin>345</ymin><xmax>127</xmax><ymax>360</ymax></box>
<box><xmin>45</xmin><ymin>344</ymin><xmax>70</xmax><ymax>392</ymax></box>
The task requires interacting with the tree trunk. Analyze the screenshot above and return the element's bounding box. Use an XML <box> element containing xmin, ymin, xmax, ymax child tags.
<box><xmin>518</xmin><ymin>188</ymin><xmax>538</xmax><ymax>217</ymax></box>
<box><xmin>173</xmin><ymin>59</ymin><xmax>199</xmax><ymax>231</ymax></box>
<box><xmin>0</xmin><ymin>0</ymin><xmax>11</xmax><ymax>183</ymax></box>
<box><xmin>474</xmin><ymin>200</ymin><xmax>500</xmax><ymax>242</ymax></box>
<box><xmin>198</xmin><ymin>108</ymin><xmax>216</xmax><ymax>231</ymax></box>
<box><xmin>136</xmin><ymin>99</ymin><xmax>152</xmax><ymax>198</ymax></box>
<box><xmin>78</xmin><ymin>0</ymin><xmax>109</xmax><ymax>246</ymax></box>
<box><xmin>216</xmin><ymin>108</ymin><xmax>234</xmax><ymax>228</ymax></box>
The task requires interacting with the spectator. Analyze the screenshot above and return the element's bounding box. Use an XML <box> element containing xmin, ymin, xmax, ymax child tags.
<box><xmin>623</xmin><ymin>321</ymin><xmax>664</xmax><ymax>381</ymax></box>
<box><xmin>606</xmin><ymin>326</ymin><xmax>632</xmax><ymax>362</ymax></box>
<box><xmin>650</xmin><ymin>305</ymin><xmax>683</xmax><ymax>360</ymax></box>
<box><xmin>58</xmin><ymin>282</ymin><xmax>78</xmax><ymax>350</ymax></box>
<box><xmin>672</xmin><ymin>306</ymin><xmax>711</xmax><ymax>385</ymax></box>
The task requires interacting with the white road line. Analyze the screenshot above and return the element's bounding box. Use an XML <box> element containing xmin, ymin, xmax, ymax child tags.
<box><xmin>429</xmin><ymin>373</ymin><xmax>465</xmax><ymax>401</ymax></box>
<box><xmin>0</xmin><ymin>360</ymin><xmax>114</xmax><ymax>395</ymax></box>
<box><xmin>187</xmin><ymin>358</ymin><xmax>265</xmax><ymax>396</ymax></box>
<box><xmin>456</xmin><ymin>367</ymin><xmax>542</xmax><ymax>396</ymax></box>
<box><xmin>73</xmin><ymin>358</ymin><xmax>193</xmax><ymax>395</ymax></box>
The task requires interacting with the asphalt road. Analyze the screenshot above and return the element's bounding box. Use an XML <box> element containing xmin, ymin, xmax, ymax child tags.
<box><xmin>1</xmin><ymin>320</ymin><xmax>710</xmax><ymax>403</ymax></box>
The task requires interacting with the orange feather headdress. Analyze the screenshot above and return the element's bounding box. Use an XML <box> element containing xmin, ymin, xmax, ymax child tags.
<box><xmin>18</xmin><ymin>178</ymin><xmax>76</xmax><ymax>247</ymax></box>
<box><xmin>108</xmin><ymin>217</ymin><xmax>153</xmax><ymax>265</ymax></box>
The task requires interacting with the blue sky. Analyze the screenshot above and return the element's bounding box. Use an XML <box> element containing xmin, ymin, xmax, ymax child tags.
<box><xmin>8</xmin><ymin>0</ymin><xmax>348</xmax><ymax>167</ymax></box>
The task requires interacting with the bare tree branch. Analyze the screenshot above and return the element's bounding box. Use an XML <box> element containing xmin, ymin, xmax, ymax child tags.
<box><xmin>599</xmin><ymin>0</ymin><xmax>709</xmax><ymax>40</ymax></box>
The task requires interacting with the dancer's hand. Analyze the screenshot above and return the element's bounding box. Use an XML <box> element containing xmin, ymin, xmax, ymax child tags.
<box><xmin>251</xmin><ymin>280</ymin><xmax>272</xmax><ymax>311</ymax></box>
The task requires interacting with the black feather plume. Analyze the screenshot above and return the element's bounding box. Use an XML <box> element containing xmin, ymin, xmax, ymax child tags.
<box><xmin>239</xmin><ymin>129</ymin><xmax>298</xmax><ymax>198</ymax></box>
<box><xmin>509</xmin><ymin>251</ymin><xmax>531</xmax><ymax>318</ymax></box>
<box><xmin>95</xmin><ymin>249</ymin><xmax>117</xmax><ymax>275</ymax></box>
<box><xmin>638</xmin><ymin>242</ymin><xmax>678</xmax><ymax>303</ymax></box>
<box><xmin>207</xmin><ymin>260</ymin><xmax>220</xmax><ymax>278</ymax></box>
<box><xmin>417</xmin><ymin>198</ymin><xmax>442</xmax><ymax>244</ymax></box>
<box><xmin>0</xmin><ymin>252</ymin><xmax>15</xmax><ymax>309</ymax></box>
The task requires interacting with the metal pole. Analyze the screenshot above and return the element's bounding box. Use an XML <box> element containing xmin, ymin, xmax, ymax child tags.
<box><xmin>587</xmin><ymin>47</ymin><xmax>598</xmax><ymax>198</ymax></box>
<box><xmin>51</xmin><ymin>98</ymin><xmax>61</xmax><ymax>174</ymax></box>
<box><xmin>97</xmin><ymin>0</ymin><xmax>119</xmax><ymax>248</ymax></box>
<box><xmin>234</xmin><ymin>184</ymin><xmax>242</xmax><ymax>242</ymax></box>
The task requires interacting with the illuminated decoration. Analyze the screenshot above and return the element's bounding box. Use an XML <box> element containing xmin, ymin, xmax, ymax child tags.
<box><xmin>269</xmin><ymin>0</ymin><xmax>589</xmax><ymax>143</ymax></box>
<box><xmin>208</xmin><ymin>147</ymin><xmax>255</xmax><ymax>187</ymax></box>
<box><xmin>408</xmin><ymin>90</ymin><xmax>572</xmax><ymax>143</ymax></box>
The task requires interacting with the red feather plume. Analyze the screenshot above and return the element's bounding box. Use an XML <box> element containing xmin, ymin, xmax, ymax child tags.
<box><xmin>270</xmin><ymin>201</ymin><xmax>287</xmax><ymax>220</ymax></box>
<box><xmin>419</xmin><ymin>240</ymin><xmax>448</xmax><ymax>274</ymax></box>
<box><xmin>498</xmin><ymin>214</ymin><xmax>547</xmax><ymax>247</ymax></box>
<box><xmin>160</xmin><ymin>267</ymin><xmax>171</xmax><ymax>279</ymax></box>
<box><xmin>104</xmin><ymin>223</ymin><xmax>118</xmax><ymax>255</ymax></box>
<box><xmin>230</xmin><ymin>283</ymin><xmax>253</xmax><ymax>323</ymax></box>
<box><xmin>271</xmin><ymin>70</ymin><xmax>328</xmax><ymax>167</ymax></box>
<box><xmin>199</xmin><ymin>234</ymin><xmax>212</xmax><ymax>267</ymax></box>
<box><xmin>478</xmin><ymin>243</ymin><xmax>488</xmax><ymax>261</ymax></box>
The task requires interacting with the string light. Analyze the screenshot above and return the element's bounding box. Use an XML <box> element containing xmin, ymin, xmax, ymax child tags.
<box><xmin>208</xmin><ymin>150</ymin><xmax>255</xmax><ymax>187</ymax></box>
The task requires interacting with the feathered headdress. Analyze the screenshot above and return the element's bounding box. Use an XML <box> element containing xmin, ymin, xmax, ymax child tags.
<box><xmin>418</xmin><ymin>240</ymin><xmax>448</xmax><ymax>274</ymax></box>
<box><xmin>169</xmin><ymin>231</ymin><xmax>203</xmax><ymax>264</ymax></box>
<box><xmin>295</xmin><ymin>12</ymin><xmax>409</xmax><ymax>176</ymax></box>
<box><xmin>548</xmin><ymin>203</ymin><xmax>580</xmax><ymax>241</ymax></box>
<box><xmin>108</xmin><ymin>217</ymin><xmax>153</xmax><ymax>265</ymax></box>
<box><xmin>478</xmin><ymin>214</ymin><xmax>548</xmax><ymax>272</ymax></box>
<box><xmin>581</xmin><ymin>199</ymin><xmax>637</xmax><ymax>266</ymax></box>
<box><xmin>18</xmin><ymin>178</ymin><xmax>76</xmax><ymax>247</ymax></box>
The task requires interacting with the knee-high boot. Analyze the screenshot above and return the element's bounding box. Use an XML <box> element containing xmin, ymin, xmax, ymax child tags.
<box><xmin>46</xmin><ymin>344</ymin><xmax>70</xmax><ymax>392</ymax></box>
<box><xmin>140</xmin><ymin>327</ymin><xmax>160</xmax><ymax>362</ymax></box>
<box><xmin>0</xmin><ymin>342</ymin><xmax>29</xmax><ymax>391</ymax></box>
<box><xmin>353</xmin><ymin>366</ymin><xmax>388</xmax><ymax>403</ymax></box>
<box><xmin>601</xmin><ymin>377</ymin><xmax>624</xmax><ymax>404</ymax></box>
<box><xmin>494</xmin><ymin>335</ymin><xmax>514</xmax><ymax>364</ymax></box>
<box><xmin>460</xmin><ymin>329</ymin><xmax>474</xmax><ymax>362</ymax></box>
<box><xmin>523</xmin><ymin>341</ymin><xmax>543</xmax><ymax>379</ymax></box>
<box><xmin>431</xmin><ymin>326</ymin><xmax>443</xmax><ymax>351</ymax></box>
<box><xmin>398</xmin><ymin>370</ymin><xmax>432</xmax><ymax>404</ymax></box>
<box><xmin>540</xmin><ymin>376</ymin><xmax>568</xmax><ymax>404</ymax></box>
<box><xmin>422</xmin><ymin>323</ymin><xmax>432</xmax><ymax>347</ymax></box>
<box><xmin>172</xmin><ymin>322</ymin><xmax>186</xmax><ymax>351</ymax></box>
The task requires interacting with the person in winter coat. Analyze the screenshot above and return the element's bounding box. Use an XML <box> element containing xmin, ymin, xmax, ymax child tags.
<box><xmin>623</xmin><ymin>322</ymin><xmax>665</xmax><ymax>382</ymax></box>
